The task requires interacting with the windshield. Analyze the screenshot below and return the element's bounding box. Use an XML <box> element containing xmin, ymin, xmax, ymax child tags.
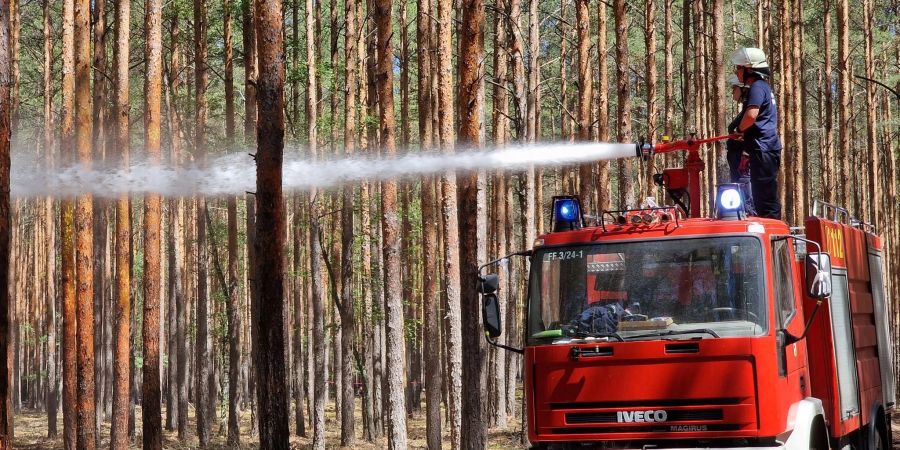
<box><xmin>527</xmin><ymin>237</ymin><xmax>766</xmax><ymax>344</ymax></box>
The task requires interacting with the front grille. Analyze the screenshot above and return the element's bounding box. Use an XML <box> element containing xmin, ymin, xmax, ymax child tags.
<box><xmin>551</xmin><ymin>398</ymin><xmax>743</xmax><ymax>410</ymax></box>
<box><xmin>566</xmin><ymin>409</ymin><xmax>724</xmax><ymax>424</ymax></box>
<box><xmin>551</xmin><ymin>424</ymin><xmax>742</xmax><ymax>434</ymax></box>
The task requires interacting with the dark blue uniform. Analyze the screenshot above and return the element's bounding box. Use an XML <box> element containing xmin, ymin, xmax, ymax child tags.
<box><xmin>727</xmin><ymin>110</ymin><xmax>755</xmax><ymax>215</ymax></box>
<box><xmin>741</xmin><ymin>79</ymin><xmax>782</xmax><ymax>220</ymax></box>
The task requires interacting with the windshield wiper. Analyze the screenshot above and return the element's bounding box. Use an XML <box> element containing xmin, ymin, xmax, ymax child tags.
<box><xmin>565</xmin><ymin>329</ymin><xmax>625</xmax><ymax>342</ymax></box>
<box><xmin>625</xmin><ymin>328</ymin><xmax>720</xmax><ymax>340</ymax></box>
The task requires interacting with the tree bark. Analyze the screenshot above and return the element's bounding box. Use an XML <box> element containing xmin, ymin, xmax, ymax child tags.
<box><xmin>163</xmin><ymin>8</ymin><xmax>190</xmax><ymax>440</ymax></box>
<box><xmin>90</xmin><ymin>1</ymin><xmax>109</xmax><ymax>434</ymax></box>
<box><xmin>526</xmin><ymin>0</ymin><xmax>539</xmax><ymax>142</ymax></box>
<box><xmin>142</xmin><ymin>0</ymin><xmax>163</xmax><ymax>445</ymax></box>
<box><xmin>305</xmin><ymin>1</ymin><xmax>327</xmax><ymax>448</ymax></box>
<box><xmin>193</xmin><ymin>0</ymin><xmax>211</xmax><ymax>443</ymax></box>
<box><xmin>60</xmin><ymin>0</ymin><xmax>77</xmax><ymax>446</ymax></box>
<box><xmin>436</xmin><ymin>0</ymin><xmax>463</xmax><ymax>446</ymax></box>
<box><xmin>644</xmin><ymin>0</ymin><xmax>658</xmax><ymax>198</ymax></box>
<box><xmin>862</xmin><ymin>0</ymin><xmax>878</xmax><ymax>225</ymax></box>
<box><xmin>242</xmin><ymin>0</ymin><xmax>258</xmax><ymax>436</ymax></box>
<box><xmin>508</xmin><ymin>0</ymin><xmax>526</xmax><ymax>141</ymax></box>
<box><xmin>614</xmin><ymin>0</ymin><xmax>633</xmax><ymax>207</ymax></box>
<box><xmin>223</xmin><ymin>0</ymin><xmax>241</xmax><ymax>443</ymax></box>
<box><xmin>0</xmin><ymin>3</ymin><xmax>11</xmax><ymax>447</ymax></box>
<box><xmin>291</xmin><ymin>207</ymin><xmax>306</xmax><ymax>438</ymax></box>
<box><xmin>596</xmin><ymin>0</ymin><xmax>610</xmax><ymax>210</ymax></box>
<box><xmin>836</xmin><ymin>0</ymin><xmax>850</xmax><ymax>208</ymax></box>
<box><xmin>43</xmin><ymin>0</ymin><xmax>59</xmax><ymax>438</ymax></box>
<box><xmin>74</xmin><ymin>0</ymin><xmax>97</xmax><ymax>443</ymax></box>
<box><xmin>711</xmin><ymin>0</ymin><xmax>726</xmax><ymax>188</ymax></box>
<box><xmin>253</xmin><ymin>0</ymin><xmax>290</xmax><ymax>447</ymax></box>
<box><xmin>458</xmin><ymin>0</ymin><xmax>487</xmax><ymax>446</ymax></box>
<box><xmin>489</xmin><ymin>0</ymin><xmax>508</xmax><ymax>429</ymax></box>
<box><xmin>416</xmin><ymin>0</ymin><xmax>441</xmax><ymax>445</ymax></box>
<box><xmin>662</xmin><ymin>0</ymin><xmax>673</xmax><ymax>139</ymax></box>
<box><xmin>110</xmin><ymin>0</ymin><xmax>131</xmax><ymax>444</ymax></box>
<box><xmin>821</xmin><ymin>0</ymin><xmax>834</xmax><ymax>204</ymax></box>
<box><xmin>373</xmin><ymin>0</ymin><xmax>409</xmax><ymax>446</ymax></box>
<box><xmin>575</xmin><ymin>0</ymin><xmax>592</xmax><ymax>210</ymax></box>
<box><xmin>339</xmin><ymin>0</ymin><xmax>359</xmax><ymax>443</ymax></box>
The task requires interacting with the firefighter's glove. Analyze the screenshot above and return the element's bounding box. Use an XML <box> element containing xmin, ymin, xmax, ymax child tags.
<box><xmin>809</xmin><ymin>271</ymin><xmax>831</xmax><ymax>298</ymax></box>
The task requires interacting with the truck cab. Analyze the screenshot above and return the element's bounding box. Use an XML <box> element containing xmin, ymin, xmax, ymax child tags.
<box><xmin>479</xmin><ymin>191</ymin><xmax>894</xmax><ymax>450</ymax></box>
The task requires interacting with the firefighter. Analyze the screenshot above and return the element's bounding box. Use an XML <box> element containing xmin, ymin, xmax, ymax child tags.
<box><xmin>732</xmin><ymin>47</ymin><xmax>782</xmax><ymax>220</ymax></box>
<box><xmin>725</xmin><ymin>74</ymin><xmax>755</xmax><ymax>215</ymax></box>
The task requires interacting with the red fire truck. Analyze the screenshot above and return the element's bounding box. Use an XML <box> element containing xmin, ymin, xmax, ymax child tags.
<box><xmin>478</xmin><ymin>136</ymin><xmax>895</xmax><ymax>449</ymax></box>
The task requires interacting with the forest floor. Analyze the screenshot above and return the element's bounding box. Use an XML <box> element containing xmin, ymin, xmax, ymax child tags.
<box><xmin>11</xmin><ymin>404</ymin><xmax>900</xmax><ymax>448</ymax></box>
<box><xmin>10</xmin><ymin>400</ymin><xmax>524</xmax><ymax>449</ymax></box>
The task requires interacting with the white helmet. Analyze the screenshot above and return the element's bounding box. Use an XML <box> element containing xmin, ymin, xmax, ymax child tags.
<box><xmin>728</xmin><ymin>74</ymin><xmax>747</xmax><ymax>88</ymax></box>
<box><xmin>731</xmin><ymin>47</ymin><xmax>769</xmax><ymax>69</ymax></box>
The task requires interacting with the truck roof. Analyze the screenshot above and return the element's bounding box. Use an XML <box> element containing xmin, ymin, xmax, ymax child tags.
<box><xmin>537</xmin><ymin>216</ymin><xmax>792</xmax><ymax>247</ymax></box>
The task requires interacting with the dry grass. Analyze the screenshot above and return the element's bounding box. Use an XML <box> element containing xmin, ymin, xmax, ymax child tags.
<box><xmin>11</xmin><ymin>400</ymin><xmax>524</xmax><ymax>449</ymax></box>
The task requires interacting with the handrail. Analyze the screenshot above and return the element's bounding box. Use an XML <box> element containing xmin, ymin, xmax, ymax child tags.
<box><xmin>811</xmin><ymin>199</ymin><xmax>877</xmax><ymax>234</ymax></box>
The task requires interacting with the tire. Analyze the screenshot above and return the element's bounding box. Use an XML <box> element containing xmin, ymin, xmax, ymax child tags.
<box><xmin>863</xmin><ymin>419</ymin><xmax>889</xmax><ymax>450</ymax></box>
<box><xmin>810</xmin><ymin>416</ymin><xmax>830</xmax><ymax>450</ymax></box>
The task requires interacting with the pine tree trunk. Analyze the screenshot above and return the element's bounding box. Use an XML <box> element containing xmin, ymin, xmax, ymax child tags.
<box><xmin>193</xmin><ymin>0</ymin><xmax>211</xmax><ymax>443</ymax></box>
<box><xmin>110</xmin><ymin>0</ymin><xmax>131</xmax><ymax>444</ymax></box>
<box><xmin>141</xmin><ymin>0</ymin><xmax>163</xmax><ymax>445</ymax></box>
<box><xmin>663</xmin><ymin>0</ymin><xmax>673</xmax><ymax>138</ymax></box>
<box><xmin>614</xmin><ymin>0</ymin><xmax>633</xmax><ymax>208</ymax></box>
<box><xmin>508</xmin><ymin>0</ymin><xmax>526</xmax><ymax>141</ymax></box>
<box><xmin>711</xmin><ymin>0</ymin><xmax>726</xmax><ymax>187</ymax></box>
<box><xmin>436</xmin><ymin>0</ymin><xmax>463</xmax><ymax>447</ymax></box>
<box><xmin>489</xmin><ymin>0</ymin><xmax>508</xmax><ymax>429</ymax></box>
<box><xmin>339</xmin><ymin>0</ymin><xmax>359</xmax><ymax>443</ymax></box>
<box><xmin>162</xmin><ymin>8</ymin><xmax>190</xmax><ymax>440</ymax></box>
<box><xmin>254</xmin><ymin>0</ymin><xmax>290</xmax><ymax>446</ymax></box>
<box><xmin>74</xmin><ymin>0</ymin><xmax>97</xmax><ymax>443</ymax></box>
<box><xmin>789</xmin><ymin>0</ymin><xmax>806</xmax><ymax>223</ymax></box>
<box><xmin>223</xmin><ymin>0</ymin><xmax>241</xmax><ymax>443</ymax></box>
<box><xmin>60</xmin><ymin>0</ymin><xmax>77</xmax><ymax>446</ymax></box>
<box><xmin>373</xmin><ymin>0</ymin><xmax>409</xmax><ymax>445</ymax></box>
<box><xmin>458</xmin><ymin>0</ymin><xmax>487</xmax><ymax>446</ymax></box>
<box><xmin>0</xmin><ymin>3</ymin><xmax>11</xmax><ymax>446</ymax></box>
<box><xmin>43</xmin><ymin>0</ymin><xmax>59</xmax><ymax>437</ymax></box>
<box><xmin>291</xmin><ymin>207</ymin><xmax>306</xmax><ymax>438</ymax></box>
<box><xmin>90</xmin><ymin>0</ymin><xmax>109</xmax><ymax>435</ymax></box>
<box><xmin>526</xmin><ymin>0</ymin><xmax>539</xmax><ymax>142</ymax></box>
<box><xmin>644</xmin><ymin>0</ymin><xmax>658</xmax><ymax>198</ymax></box>
<box><xmin>821</xmin><ymin>0</ymin><xmax>834</xmax><ymax>204</ymax></box>
<box><xmin>862</xmin><ymin>0</ymin><xmax>878</xmax><ymax>225</ymax></box>
<box><xmin>417</xmin><ymin>0</ymin><xmax>442</xmax><ymax>444</ymax></box>
<box><xmin>241</xmin><ymin>0</ymin><xmax>258</xmax><ymax>436</ymax></box>
<box><xmin>575</xmin><ymin>0</ymin><xmax>592</xmax><ymax>210</ymax></box>
<box><xmin>836</xmin><ymin>0</ymin><xmax>850</xmax><ymax>208</ymax></box>
<box><xmin>596</xmin><ymin>0</ymin><xmax>610</xmax><ymax>210</ymax></box>
<box><xmin>306</xmin><ymin>0</ymin><xmax>327</xmax><ymax>448</ymax></box>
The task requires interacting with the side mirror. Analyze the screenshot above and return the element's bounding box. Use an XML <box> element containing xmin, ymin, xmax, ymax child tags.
<box><xmin>478</xmin><ymin>274</ymin><xmax>500</xmax><ymax>295</ymax></box>
<box><xmin>806</xmin><ymin>252</ymin><xmax>832</xmax><ymax>299</ymax></box>
<box><xmin>481</xmin><ymin>293</ymin><xmax>502</xmax><ymax>338</ymax></box>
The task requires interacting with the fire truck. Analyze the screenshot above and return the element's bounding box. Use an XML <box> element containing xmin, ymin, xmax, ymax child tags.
<box><xmin>477</xmin><ymin>135</ymin><xmax>895</xmax><ymax>449</ymax></box>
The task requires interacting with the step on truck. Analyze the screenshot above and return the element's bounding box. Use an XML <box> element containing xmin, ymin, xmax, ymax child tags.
<box><xmin>477</xmin><ymin>135</ymin><xmax>895</xmax><ymax>449</ymax></box>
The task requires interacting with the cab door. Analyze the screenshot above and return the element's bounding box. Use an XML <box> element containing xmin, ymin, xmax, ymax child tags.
<box><xmin>769</xmin><ymin>237</ymin><xmax>810</xmax><ymax>423</ymax></box>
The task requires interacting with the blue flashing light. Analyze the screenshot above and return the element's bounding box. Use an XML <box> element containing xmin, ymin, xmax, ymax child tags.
<box><xmin>556</xmin><ymin>199</ymin><xmax>578</xmax><ymax>221</ymax></box>
<box><xmin>715</xmin><ymin>184</ymin><xmax>745</xmax><ymax>220</ymax></box>
<box><xmin>719</xmin><ymin>188</ymin><xmax>743</xmax><ymax>210</ymax></box>
<box><xmin>552</xmin><ymin>196</ymin><xmax>583</xmax><ymax>231</ymax></box>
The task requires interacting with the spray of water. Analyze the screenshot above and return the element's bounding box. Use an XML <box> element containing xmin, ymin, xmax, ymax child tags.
<box><xmin>12</xmin><ymin>142</ymin><xmax>638</xmax><ymax>198</ymax></box>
